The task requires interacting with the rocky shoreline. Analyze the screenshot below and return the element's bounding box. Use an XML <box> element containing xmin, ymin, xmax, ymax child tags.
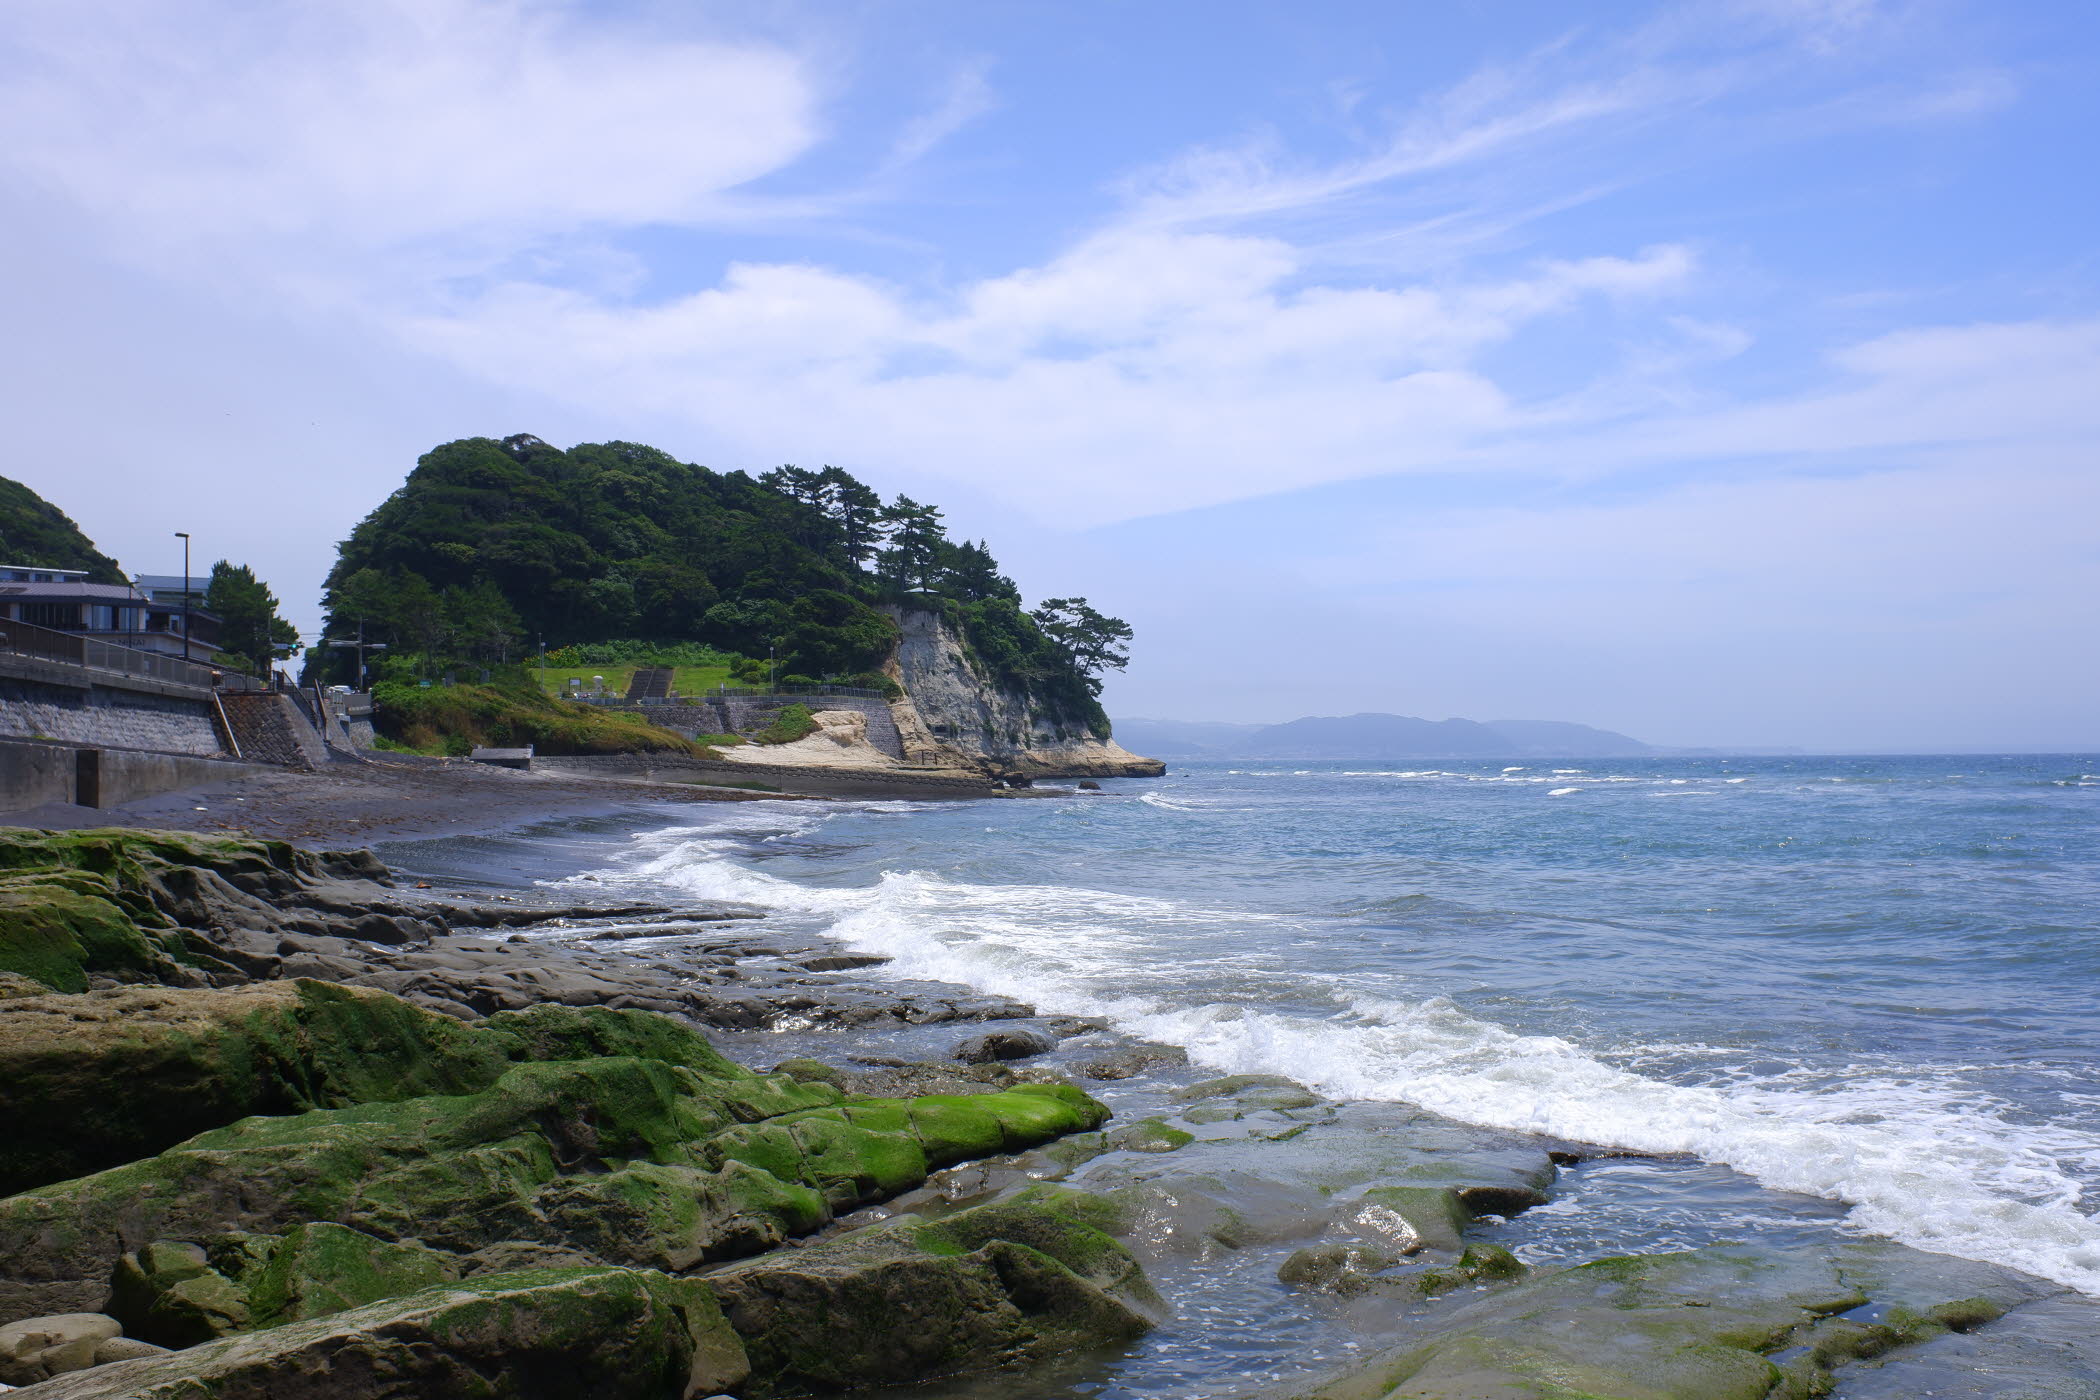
<box><xmin>2</xmin><ymin>826</ymin><xmax>2098</xmax><ymax>1398</ymax></box>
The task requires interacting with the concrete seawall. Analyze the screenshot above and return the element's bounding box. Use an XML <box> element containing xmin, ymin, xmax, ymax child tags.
<box><xmin>0</xmin><ymin>737</ymin><xmax>266</xmax><ymax>814</ymax></box>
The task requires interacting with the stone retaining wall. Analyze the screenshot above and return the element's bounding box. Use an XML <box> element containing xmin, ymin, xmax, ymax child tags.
<box><xmin>0</xmin><ymin>675</ymin><xmax>222</xmax><ymax>756</ymax></box>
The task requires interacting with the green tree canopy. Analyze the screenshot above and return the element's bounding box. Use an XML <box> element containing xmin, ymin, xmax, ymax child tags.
<box><xmin>1030</xmin><ymin>598</ymin><xmax>1134</xmax><ymax>694</ymax></box>
<box><xmin>204</xmin><ymin>561</ymin><xmax>301</xmax><ymax>677</ymax></box>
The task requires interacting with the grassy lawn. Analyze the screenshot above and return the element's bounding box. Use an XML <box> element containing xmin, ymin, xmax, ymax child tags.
<box><xmin>530</xmin><ymin>664</ymin><xmax>739</xmax><ymax>699</ymax></box>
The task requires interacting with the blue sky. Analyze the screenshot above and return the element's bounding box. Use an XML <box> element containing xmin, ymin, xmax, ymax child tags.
<box><xmin>1</xmin><ymin>0</ymin><xmax>2094</xmax><ymax>749</ymax></box>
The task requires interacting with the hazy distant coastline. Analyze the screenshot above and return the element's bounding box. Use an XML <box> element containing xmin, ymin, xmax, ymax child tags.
<box><xmin>1113</xmin><ymin>712</ymin><xmax>1804</xmax><ymax>760</ymax></box>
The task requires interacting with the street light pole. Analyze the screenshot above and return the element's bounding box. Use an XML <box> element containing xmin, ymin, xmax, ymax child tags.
<box><xmin>174</xmin><ymin>531</ymin><xmax>191</xmax><ymax>662</ymax></box>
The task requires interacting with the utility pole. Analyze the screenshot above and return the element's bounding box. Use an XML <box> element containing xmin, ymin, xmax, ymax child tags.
<box><xmin>173</xmin><ymin>531</ymin><xmax>191</xmax><ymax>662</ymax></box>
<box><xmin>322</xmin><ymin>619</ymin><xmax>387</xmax><ymax>690</ymax></box>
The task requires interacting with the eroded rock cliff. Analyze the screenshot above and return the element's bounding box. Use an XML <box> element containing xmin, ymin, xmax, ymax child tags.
<box><xmin>883</xmin><ymin>608</ymin><xmax>1163</xmax><ymax>780</ymax></box>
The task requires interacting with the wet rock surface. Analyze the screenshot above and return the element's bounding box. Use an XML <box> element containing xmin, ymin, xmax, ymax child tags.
<box><xmin>952</xmin><ymin>1027</ymin><xmax>1057</xmax><ymax>1063</ymax></box>
<box><xmin>0</xmin><ymin>826</ymin><xmax>1040</xmax><ymax>1036</ymax></box>
<box><xmin>1269</xmin><ymin>1240</ymin><xmax>2090</xmax><ymax>1400</ymax></box>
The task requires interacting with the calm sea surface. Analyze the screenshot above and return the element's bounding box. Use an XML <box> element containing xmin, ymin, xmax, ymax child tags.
<box><xmin>383</xmin><ymin>753</ymin><xmax>2100</xmax><ymax>1298</ymax></box>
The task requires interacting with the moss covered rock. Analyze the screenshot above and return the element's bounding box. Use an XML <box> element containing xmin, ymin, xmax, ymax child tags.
<box><xmin>108</xmin><ymin>1224</ymin><xmax>455</xmax><ymax>1348</ymax></box>
<box><xmin>18</xmin><ymin>1266</ymin><xmax>747</xmax><ymax>1400</ymax></box>
<box><xmin>0</xmin><ymin>980</ymin><xmax>515</xmax><ymax>1195</ymax></box>
<box><xmin>0</xmin><ymin>828</ymin><xmax>400</xmax><ymax>993</ymax></box>
<box><xmin>0</xmin><ymin>1043</ymin><xmax>1109</xmax><ymax>1318</ymax></box>
<box><xmin>0</xmin><ymin>976</ymin><xmax>820</xmax><ymax>1200</ymax></box>
<box><xmin>1106</xmin><ymin>1118</ymin><xmax>1195</xmax><ymax>1154</ymax></box>
<box><xmin>708</xmin><ymin>1185</ymin><xmax>1157</xmax><ymax>1394</ymax></box>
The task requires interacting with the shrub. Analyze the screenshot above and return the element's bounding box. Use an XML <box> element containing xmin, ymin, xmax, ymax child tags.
<box><xmin>749</xmin><ymin>703</ymin><xmax>817</xmax><ymax>746</ymax></box>
<box><xmin>542</xmin><ymin>640</ymin><xmax>740</xmax><ymax>668</ymax></box>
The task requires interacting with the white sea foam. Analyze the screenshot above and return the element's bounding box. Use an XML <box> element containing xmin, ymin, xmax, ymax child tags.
<box><xmin>1548</xmin><ymin>787</ymin><xmax>1582</xmax><ymax>796</ymax></box>
<box><xmin>591</xmin><ymin>807</ymin><xmax>2100</xmax><ymax>1298</ymax></box>
<box><xmin>1131</xmin><ymin>995</ymin><xmax>2100</xmax><ymax>1295</ymax></box>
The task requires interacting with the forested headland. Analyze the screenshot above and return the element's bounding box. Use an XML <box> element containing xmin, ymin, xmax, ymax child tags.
<box><xmin>310</xmin><ymin>434</ymin><xmax>1130</xmax><ymax>741</ymax></box>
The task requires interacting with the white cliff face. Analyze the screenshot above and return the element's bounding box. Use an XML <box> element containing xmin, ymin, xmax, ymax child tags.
<box><xmin>881</xmin><ymin>607</ymin><xmax>1164</xmax><ymax>778</ymax></box>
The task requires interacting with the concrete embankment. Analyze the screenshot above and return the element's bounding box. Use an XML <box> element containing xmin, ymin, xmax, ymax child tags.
<box><xmin>534</xmin><ymin>751</ymin><xmax>996</xmax><ymax>799</ymax></box>
<box><xmin>0</xmin><ymin>737</ymin><xmax>266</xmax><ymax>814</ymax></box>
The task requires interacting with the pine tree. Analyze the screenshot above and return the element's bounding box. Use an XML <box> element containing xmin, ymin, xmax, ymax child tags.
<box><xmin>1029</xmin><ymin>597</ymin><xmax>1133</xmax><ymax>693</ymax></box>
<box><xmin>203</xmin><ymin>561</ymin><xmax>301</xmax><ymax>677</ymax></box>
<box><xmin>878</xmin><ymin>496</ymin><xmax>947</xmax><ymax>593</ymax></box>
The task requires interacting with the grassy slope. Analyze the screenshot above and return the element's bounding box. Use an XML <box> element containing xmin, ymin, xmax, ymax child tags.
<box><xmin>530</xmin><ymin>664</ymin><xmax>738</xmax><ymax>699</ymax></box>
<box><xmin>373</xmin><ymin>682</ymin><xmax>710</xmax><ymax>757</ymax></box>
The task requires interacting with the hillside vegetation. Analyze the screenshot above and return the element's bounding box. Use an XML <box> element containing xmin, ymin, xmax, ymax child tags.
<box><xmin>313</xmin><ymin>435</ymin><xmax>1130</xmax><ymax>737</ymax></box>
<box><xmin>372</xmin><ymin>678</ymin><xmax>710</xmax><ymax>758</ymax></box>
<box><xmin>0</xmin><ymin>474</ymin><xmax>125</xmax><ymax>583</ymax></box>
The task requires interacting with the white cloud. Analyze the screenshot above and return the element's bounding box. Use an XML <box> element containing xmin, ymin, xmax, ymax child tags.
<box><xmin>1593</xmin><ymin>319</ymin><xmax>2100</xmax><ymax>463</ymax></box>
<box><xmin>0</xmin><ymin>0</ymin><xmax>2030</xmax><ymax>534</ymax></box>
<box><xmin>0</xmin><ymin>0</ymin><xmax>817</xmax><ymax>249</ymax></box>
<box><xmin>401</xmin><ymin>236</ymin><xmax>1694</xmax><ymax>521</ymax></box>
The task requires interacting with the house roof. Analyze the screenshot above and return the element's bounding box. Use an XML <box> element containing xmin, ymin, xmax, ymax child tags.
<box><xmin>0</xmin><ymin>581</ymin><xmax>147</xmax><ymax>601</ymax></box>
<box><xmin>0</xmin><ymin>564</ymin><xmax>91</xmax><ymax>580</ymax></box>
<box><xmin>0</xmin><ymin>580</ymin><xmax>218</xmax><ymax>618</ymax></box>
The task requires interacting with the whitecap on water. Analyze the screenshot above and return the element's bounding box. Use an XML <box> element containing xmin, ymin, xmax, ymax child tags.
<box><xmin>566</xmin><ymin>798</ymin><xmax>2100</xmax><ymax>1301</ymax></box>
<box><xmin>1133</xmin><ymin>993</ymin><xmax>2100</xmax><ymax>1297</ymax></box>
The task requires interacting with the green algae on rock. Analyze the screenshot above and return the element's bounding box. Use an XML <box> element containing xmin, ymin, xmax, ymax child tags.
<box><xmin>0</xmin><ymin>974</ymin><xmax>859</xmax><ymax>1201</ymax></box>
<box><xmin>0</xmin><ymin>828</ymin><xmax>408</xmax><ymax>993</ymax></box>
<box><xmin>708</xmin><ymin>1186</ymin><xmax>1158</xmax><ymax>1395</ymax></box>
<box><xmin>17</xmin><ymin>1265</ymin><xmax>748</xmax><ymax>1400</ymax></box>
<box><xmin>0</xmin><ymin>1009</ymin><xmax>1110</xmax><ymax>1318</ymax></box>
<box><xmin>0</xmin><ymin>980</ymin><xmax>515</xmax><ymax>1195</ymax></box>
<box><xmin>109</xmin><ymin>1224</ymin><xmax>455</xmax><ymax>1348</ymax></box>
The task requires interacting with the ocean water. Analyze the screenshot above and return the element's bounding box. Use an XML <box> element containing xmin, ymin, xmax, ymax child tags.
<box><xmin>387</xmin><ymin>753</ymin><xmax>2100</xmax><ymax>1307</ymax></box>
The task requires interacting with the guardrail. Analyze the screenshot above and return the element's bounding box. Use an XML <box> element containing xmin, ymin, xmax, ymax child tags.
<box><xmin>0</xmin><ymin>617</ymin><xmax>221</xmax><ymax>689</ymax></box>
<box><xmin>565</xmin><ymin>685</ymin><xmax>889</xmax><ymax>706</ymax></box>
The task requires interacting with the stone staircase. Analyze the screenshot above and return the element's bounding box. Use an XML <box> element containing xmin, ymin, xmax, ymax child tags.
<box><xmin>625</xmin><ymin>668</ymin><xmax>674</xmax><ymax>700</ymax></box>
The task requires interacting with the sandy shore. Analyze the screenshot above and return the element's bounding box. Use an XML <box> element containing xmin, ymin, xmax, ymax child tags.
<box><xmin>0</xmin><ymin>752</ymin><xmax>791</xmax><ymax>847</ymax></box>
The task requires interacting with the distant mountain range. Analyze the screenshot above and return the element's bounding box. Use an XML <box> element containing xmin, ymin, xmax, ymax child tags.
<box><xmin>1113</xmin><ymin>713</ymin><xmax>1659</xmax><ymax>759</ymax></box>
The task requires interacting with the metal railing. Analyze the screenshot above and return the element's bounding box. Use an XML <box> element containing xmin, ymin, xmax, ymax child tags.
<box><xmin>0</xmin><ymin>617</ymin><xmax>221</xmax><ymax>689</ymax></box>
<box><xmin>564</xmin><ymin>685</ymin><xmax>889</xmax><ymax>707</ymax></box>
